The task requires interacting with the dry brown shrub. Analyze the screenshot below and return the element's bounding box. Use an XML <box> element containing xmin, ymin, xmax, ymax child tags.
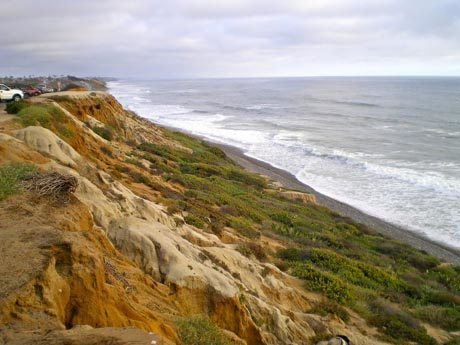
<box><xmin>22</xmin><ymin>172</ymin><xmax>78</xmax><ymax>202</ymax></box>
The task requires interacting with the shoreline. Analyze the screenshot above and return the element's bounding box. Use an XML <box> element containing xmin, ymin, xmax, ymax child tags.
<box><xmin>212</xmin><ymin>142</ymin><xmax>460</xmax><ymax>265</ymax></box>
<box><xmin>104</xmin><ymin>85</ymin><xmax>460</xmax><ymax>265</ymax></box>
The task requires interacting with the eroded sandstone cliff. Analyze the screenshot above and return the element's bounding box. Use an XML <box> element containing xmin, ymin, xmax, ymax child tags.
<box><xmin>0</xmin><ymin>92</ymin><xmax>455</xmax><ymax>345</ymax></box>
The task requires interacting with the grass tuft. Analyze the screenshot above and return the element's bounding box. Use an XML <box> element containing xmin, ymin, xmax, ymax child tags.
<box><xmin>92</xmin><ymin>125</ymin><xmax>114</xmax><ymax>141</ymax></box>
<box><xmin>0</xmin><ymin>163</ymin><xmax>38</xmax><ymax>200</ymax></box>
<box><xmin>15</xmin><ymin>104</ymin><xmax>67</xmax><ymax>129</ymax></box>
<box><xmin>175</xmin><ymin>315</ymin><xmax>231</xmax><ymax>345</ymax></box>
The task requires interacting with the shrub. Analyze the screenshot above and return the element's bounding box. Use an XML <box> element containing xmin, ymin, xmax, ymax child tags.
<box><xmin>180</xmin><ymin>162</ymin><xmax>224</xmax><ymax>177</ymax></box>
<box><xmin>415</xmin><ymin>305</ymin><xmax>460</xmax><ymax>331</ymax></box>
<box><xmin>277</xmin><ymin>248</ymin><xmax>310</xmax><ymax>262</ymax></box>
<box><xmin>270</xmin><ymin>212</ymin><xmax>294</xmax><ymax>227</ymax></box>
<box><xmin>127</xmin><ymin>170</ymin><xmax>150</xmax><ymax>184</ymax></box>
<box><xmin>308</xmin><ymin>248</ymin><xmax>371</xmax><ymax>286</ymax></box>
<box><xmin>56</xmin><ymin>125</ymin><xmax>74</xmax><ymax>138</ymax></box>
<box><xmin>6</xmin><ymin>100</ymin><xmax>29</xmax><ymax>114</ymax></box>
<box><xmin>368</xmin><ymin>298</ymin><xmax>436</xmax><ymax>345</ymax></box>
<box><xmin>236</xmin><ymin>242</ymin><xmax>267</xmax><ymax>261</ymax></box>
<box><xmin>175</xmin><ymin>315</ymin><xmax>231</xmax><ymax>345</ymax></box>
<box><xmin>137</xmin><ymin>142</ymin><xmax>175</xmax><ymax>159</ymax></box>
<box><xmin>375</xmin><ymin>240</ymin><xmax>440</xmax><ymax>271</ymax></box>
<box><xmin>226</xmin><ymin>169</ymin><xmax>266</xmax><ymax>188</ymax></box>
<box><xmin>290</xmin><ymin>263</ymin><xmax>353</xmax><ymax>303</ymax></box>
<box><xmin>426</xmin><ymin>265</ymin><xmax>460</xmax><ymax>292</ymax></box>
<box><xmin>424</xmin><ymin>290</ymin><xmax>460</xmax><ymax>307</ymax></box>
<box><xmin>125</xmin><ymin>139</ymin><xmax>137</xmax><ymax>147</ymax></box>
<box><xmin>355</xmin><ymin>261</ymin><xmax>402</xmax><ymax>291</ymax></box>
<box><xmin>307</xmin><ymin>299</ymin><xmax>350</xmax><ymax>322</ymax></box>
<box><xmin>0</xmin><ymin>163</ymin><xmax>37</xmax><ymax>200</ymax></box>
<box><xmin>184</xmin><ymin>215</ymin><xmax>205</xmax><ymax>229</ymax></box>
<box><xmin>226</xmin><ymin>216</ymin><xmax>259</xmax><ymax>238</ymax></box>
<box><xmin>22</xmin><ymin>171</ymin><xmax>78</xmax><ymax>202</ymax></box>
<box><xmin>15</xmin><ymin>104</ymin><xmax>66</xmax><ymax>128</ymax></box>
<box><xmin>374</xmin><ymin>316</ymin><xmax>436</xmax><ymax>345</ymax></box>
<box><xmin>100</xmin><ymin>146</ymin><xmax>113</xmax><ymax>157</ymax></box>
<box><xmin>92</xmin><ymin>125</ymin><xmax>114</xmax><ymax>141</ymax></box>
<box><xmin>445</xmin><ymin>337</ymin><xmax>460</xmax><ymax>345</ymax></box>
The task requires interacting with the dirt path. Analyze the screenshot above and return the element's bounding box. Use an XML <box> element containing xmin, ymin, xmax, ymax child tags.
<box><xmin>0</xmin><ymin>103</ymin><xmax>15</xmax><ymax>122</ymax></box>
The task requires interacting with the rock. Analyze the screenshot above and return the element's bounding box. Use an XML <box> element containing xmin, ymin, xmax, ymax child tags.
<box><xmin>279</xmin><ymin>190</ymin><xmax>317</xmax><ymax>204</ymax></box>
<box><xmin>0</xmin><ymin>133</ymin><xmax>50</xmax><ymax>164</ymax></box>
<box><xmin>108</xmin><ymin>216</ymin><xmax>238</xmax><ymax>298</ymax></box>
<box><xmin>13</xmin><ymin>126</ymin><xmax>81</xmax><ymax>168</ymax></box>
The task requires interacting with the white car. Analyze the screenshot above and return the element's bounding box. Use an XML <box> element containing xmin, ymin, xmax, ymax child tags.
<box><xmin>0</xmin><ymin>84</ymin><xmax>24</xmax><ymax>102</ymax></box>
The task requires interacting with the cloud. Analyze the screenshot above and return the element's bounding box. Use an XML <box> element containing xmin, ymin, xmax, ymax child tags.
<box><xmin>0</xmin><ymin>0</ymin><xmax>459</xmax><ymax>77</ymax></box>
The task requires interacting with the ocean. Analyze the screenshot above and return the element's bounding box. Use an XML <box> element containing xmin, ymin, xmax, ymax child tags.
<box><xmin>108</xmin><ymin>77</ymin><xmax>460</xmax><ymax>249</ymax></box>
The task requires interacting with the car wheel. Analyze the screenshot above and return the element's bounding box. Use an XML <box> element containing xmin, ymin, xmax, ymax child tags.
<box><xmin>13</xmin><ymin>95</ymin><xmax>22</xmax><ymax>102</ymax></box>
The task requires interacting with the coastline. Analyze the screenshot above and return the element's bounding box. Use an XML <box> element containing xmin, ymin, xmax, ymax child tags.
<box><xmin>212</xmin><ymin>142</ymin><xmax>460</xmax><ymax>265</ymax></box>
<box><xmin>104</xmin><ymin>83</ymin><xmax>460</xmax><ymax>265</ymax></box>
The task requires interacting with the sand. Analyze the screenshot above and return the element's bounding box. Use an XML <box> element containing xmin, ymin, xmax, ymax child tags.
<box><xmin>213</xmin><ymin>142</ymin><xmax>460</xmax><ymax>265</ymax></box>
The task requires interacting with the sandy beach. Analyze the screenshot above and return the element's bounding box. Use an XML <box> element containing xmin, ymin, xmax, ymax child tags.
<box><xmin>213</xmin><ymin>142</ymin><xmax>460</xmax><ymax>265</ymax></box>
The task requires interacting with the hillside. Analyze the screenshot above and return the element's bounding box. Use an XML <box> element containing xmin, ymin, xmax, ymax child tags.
<box><xmin>0</xmin><ymin>92</ymin><xmax>459</xmax><ymax>345</ymax></box>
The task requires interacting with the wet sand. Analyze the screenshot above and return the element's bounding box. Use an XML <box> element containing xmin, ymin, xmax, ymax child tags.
<box><xmin>213</xmin><ymin>142</ymin><xmax>460</xmax><ymax>264</ymax></box>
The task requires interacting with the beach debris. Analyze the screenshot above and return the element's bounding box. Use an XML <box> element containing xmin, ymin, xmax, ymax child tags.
<box><xmin>22</xmin><ymin>171</ymin><xmax>78</xmax><ymax>202</ymax></box>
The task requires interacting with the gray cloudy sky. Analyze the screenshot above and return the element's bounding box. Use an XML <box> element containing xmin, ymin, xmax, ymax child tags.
<box><xmin>1</xmin><ymin>0</ymin><xmax>459</xmax><ymax>78</ymax></box>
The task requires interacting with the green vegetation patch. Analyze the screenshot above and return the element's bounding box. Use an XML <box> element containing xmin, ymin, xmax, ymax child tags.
<box><xmin>236</xmin><ymin>242</ymin><xmax>267</xmax><ymax>261</ymax></box>
<box><xmin>445</xmin><ymin>337</ymin><xmax>460</xmax><ymax>345</ymax></box>
<box><xmin>291</xmin><ymin>262</ymin><xmax>354</xmax><ymax>303</ymax></box>
<box><xmin>306</xmin><ymin>299</ymin><xmax>350</xmax><ymax>322</ymax></box>
<box><xmin>15</xmin><ymin>104</ymin><xmax>67</xmax><ymax>128</ymax></box>
<box><xmin>56</xmin><ymin>125</ymin><xmax>74</xmax><ymax>138</ymax></box>
<box><xmin>0</xmin><ymin>163</ymin><xmax>37</xmax><ymax>200</ymax></box>
<box><xmin>184</xmin><ymin>214</ymin><xmax>206</xmax><ymax>228</ymax></box>
<box><xmin>175</xmin><ymin>315</ymin><xmax>231</xmax><ymax>345</ymax></box>
<box><xmin>6</xmin><ymin>100</ymin><xmax>30</xmax><ymax>114</ymax></box>
<box><xmin>415</xmin><ymin>305</ymin><xmax>460</xmax><ymax>331</ymax></box>
<box><xmin>92</xmin><ymin>125</ymin><xmax>114</xmax><ymax>141</ymax></box>
<box><xmin>426</xmin><ymin>265</ymin><xmax>460</xmax><ymax>293</ymax></box>
<box><xmin>9</xmin><ymin>102</ymin><xmax>74</xmax><ymax>141</ymax></box>
<box><xmin>368</xmin><ymin>298</ymin><xmax>436</xmax><ymax>344</ymax></box>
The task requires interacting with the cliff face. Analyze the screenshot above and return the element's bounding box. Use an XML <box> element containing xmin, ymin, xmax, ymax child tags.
<box><xmin>0</xmin><ymin>92</ymin><xmax>456</xmax><ymax>345</ymax></box>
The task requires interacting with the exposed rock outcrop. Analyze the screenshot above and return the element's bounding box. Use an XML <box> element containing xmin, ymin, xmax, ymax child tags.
<box><xmin>279</xmin><ymin>190</ymin><xmax>317</xmax><ymax>204</ymax></box>
<box><xmin>13</xmin><ymin>126</ymin><xmax>82</xmax><ymax>168</ymax></box>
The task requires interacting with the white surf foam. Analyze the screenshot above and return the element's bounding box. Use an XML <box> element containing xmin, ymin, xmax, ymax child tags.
<box><xmin>108</xmin><ymin>79</ymin><xmax>460</xmax><ymax>249</ymax></box>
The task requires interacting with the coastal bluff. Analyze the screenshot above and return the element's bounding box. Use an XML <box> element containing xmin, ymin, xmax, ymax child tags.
<box><xmin>0</xmin><ymin>91</ymin><xmax>459</xmax><ymax>344</ymax></box>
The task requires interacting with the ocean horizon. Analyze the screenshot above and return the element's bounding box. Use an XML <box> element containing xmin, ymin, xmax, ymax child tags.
<box><xmin>108</xmin><ymin>76</ymin><xmax>460</xmax><ymax>249</ymax></box>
